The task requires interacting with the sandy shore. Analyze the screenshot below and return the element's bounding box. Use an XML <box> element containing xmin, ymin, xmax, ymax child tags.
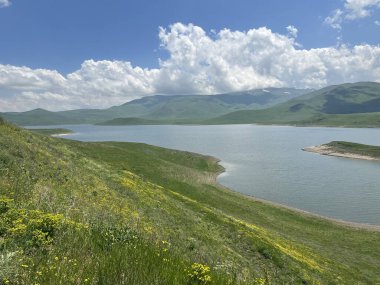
<box><xmin>302</xmin><ymin>145</ymin><xmax>380</xmax><ymax>161</ymax></box>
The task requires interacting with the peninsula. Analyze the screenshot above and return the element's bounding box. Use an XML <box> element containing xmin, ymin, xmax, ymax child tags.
<box><xmin>303</xmin><ymin>141</ymin><xmax>380</xmax><ymax>161</ymax></box>
<box><xmin>29</xmin><ymin>128</ymin><xmax>74</xmax><ymax>136</ymax></box>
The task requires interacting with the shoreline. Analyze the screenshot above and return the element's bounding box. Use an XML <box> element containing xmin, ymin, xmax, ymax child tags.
<box><xmin>23</xmin><ymin>122</ymin><xmax>380</xmax><ymax>129</ymax></box>
<box><xmin>26</xmin><ymin>125</ymin><xmax>380</xmax><ymax>231</ymax></box>
<box><xmin>51</xmin><ymin>132</ymin><xmax>73</xmax><ymax>137</ymax></box>
<box><xmin>302</xmin><ymin>145</ymin><xmax>380</xmax><ymax>161</ymax></box>
<box><xmin>213</xmin><ymin>160</ymin><xmax>380</xmax><ymax>232</ymax></box>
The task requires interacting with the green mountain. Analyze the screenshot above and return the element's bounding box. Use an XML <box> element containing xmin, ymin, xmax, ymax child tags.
<box><xmin>0</xmin><ymin>88</ymin><xmax>310</xmax><ymax>125</ymax></box>
<box><xmin>114</xmin><ymin>88</ymin><xmax>310</xmax><ymax>120</ymax></box>
<box><xmin>4</xmin><ymin>82</ymin><xmax>380</xmax><ymax>127</ymax></box>
<box><xmin>207</xmin><ymin>82</ymin><xmax>380</xmax><ymax>127</ymax></box>
<box><xmin>1</xmin><ymin>119</ymin><xmax>380</xmax><ymax>284</ymax></box>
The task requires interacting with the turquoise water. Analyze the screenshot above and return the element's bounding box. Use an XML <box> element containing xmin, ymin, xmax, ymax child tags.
<box><xmin>31</xmin><ymin>124</ymin><xmax>380</xmax><ymax>225</ymax></box>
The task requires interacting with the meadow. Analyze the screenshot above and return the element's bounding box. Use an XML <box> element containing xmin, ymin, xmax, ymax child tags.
<box><xmin>1</xmin><ymin>119</ymin><xmax>379</xmax><ymax>284</ymax></box>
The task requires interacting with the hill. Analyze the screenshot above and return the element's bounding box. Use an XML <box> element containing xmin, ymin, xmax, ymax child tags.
<box><xmin>206</xmin><ymin>82</ymin><xmax>380</xmax><ymax>127</ymax></box>
<box><xmin>0</xmin><ymin>88</ymin><xmax>310</xmax><ymax>126</ymax></box>
<box><xmin>0</xmin><ymin>119</ymin><xmax>380</xmax><ymax>284</ymax></box>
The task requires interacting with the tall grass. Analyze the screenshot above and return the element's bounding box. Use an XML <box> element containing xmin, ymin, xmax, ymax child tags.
<box><xmin>1</xmin><ymin>121</ymin><xmax>380</xmax><ymax>284</ymax></box>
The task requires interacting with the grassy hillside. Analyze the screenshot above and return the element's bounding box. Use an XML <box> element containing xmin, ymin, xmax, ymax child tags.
<box><xmin>1</xmin><ymin>119</ymin><xmax>379</xmax><ymax>284</ymax></box>
<box><xmin>1</xmin><ymin>109</ymin><xmax>83</xmax><ymax>126</ymax></box>
<box><xmin>0</xmin><ymin>108</ymin><xmax>117</xmax><ymax>126</ymax></box>
<box><xmin>1</xmin><ymin>88</ymin><xmax>309</xmax><ymax>126</ymax></box>
<box><xmin>207</xmin><ymin>82</ymin><xmax>380</xmax><ymax>127</ymax></box>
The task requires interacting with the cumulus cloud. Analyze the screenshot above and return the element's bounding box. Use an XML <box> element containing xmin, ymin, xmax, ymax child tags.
<box><xmin>0</xmin><ymin>61</ymin><xmax>159</xmax><ymax>111</ymax></box>
<box><xmin>286</xmin><ymin>25</ymin><xmax>298</xmax><ymax>38</ymax></box>
<box><xmin>1</xmin><ymin>23</ymin><xmax>380</xmax><ymax>111</ymax></box>
<box><xmin>0</xmin><ymin>0</ymin><xmax>11</xmax><ymax>8</ymax></box>
<box><xmin>325</xmin><ymin>0</ymin><xmax>380</xmax><ymax>29</ymax></box>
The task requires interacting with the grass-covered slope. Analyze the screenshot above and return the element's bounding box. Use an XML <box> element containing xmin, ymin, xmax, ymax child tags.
<box><xmin>0</xmin><ymin>108</ymin><xmax>117</xmax><ymax>126</ymax></box>
<box><xmin>207</xmin><ymin>82</ymin><xmax>380</xmax><ymax>127</ymax></box>
<box><xmin>0</xmin><ymin>119</ymin><xmax>379</xmax><ymax>284</ymax></box>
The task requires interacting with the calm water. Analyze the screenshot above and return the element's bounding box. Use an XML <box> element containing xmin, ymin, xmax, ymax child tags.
<box><xmin>32</xmin><ymin>124</ymin><xmax>380</xmax><ymax>225</ymax></box>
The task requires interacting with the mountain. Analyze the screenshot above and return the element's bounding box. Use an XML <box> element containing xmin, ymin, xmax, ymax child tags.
<box><xmin>0</xmin><ymin>88</ymin><xmax>310</xmax><ymax>125</ymax></box>
<box><xmin>1</xmin><ymin>108</ymin><xmax>116</xmax><ymax>126</ymax></box>
<box><xmin>0</xmin><ymin>108</ymin><xmax>117</xmax><ymax>125</ymax></box>
<box><xmin>110</xmin><ymin>88</ymin><xmax>311</xmax><ymax>121</ymax></box>
<box><xmin>206</xmin><ymin>82</ymin><xmax>380</xmax><ymax>127</ymax></box>
<box><xmin>3</xmin><ymin>83</ymin><xmax>380</xmax><ymax>127</ymax></box>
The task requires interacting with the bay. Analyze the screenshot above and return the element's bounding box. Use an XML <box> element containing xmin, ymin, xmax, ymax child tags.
<box><xmin>29</xmin><ymin>124</ymin><xmax>380</xmax><ymax>225</ymax></box>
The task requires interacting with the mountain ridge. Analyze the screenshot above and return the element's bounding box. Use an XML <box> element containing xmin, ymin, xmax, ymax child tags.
<box><xmin>0</xmin><ymin>87</ymin><xmax>311</xmax><ymax>125</ymax></box>
<box><xmin>205</xmin><ymin>82</ymin><xmax>380</xmax><ymax>127</ymax></box>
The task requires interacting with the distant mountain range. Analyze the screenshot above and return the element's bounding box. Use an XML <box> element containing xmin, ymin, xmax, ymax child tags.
<box><xmin>2</xmin><ymin>82</ymin><xmax>380</xmax><ymax>127</ymax></box>
<box><xmin>0</xmin><ymin>88</ymin><xmax>310</xmax><ymax>125</ymax></box>
<box><xmin>206</xmin><ymin>82</ymin><xmax>380</xmax><ymax>127</ymax></box>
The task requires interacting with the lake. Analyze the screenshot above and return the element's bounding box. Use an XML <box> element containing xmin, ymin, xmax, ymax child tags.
<box><xmin>31</xmin><ymin>124</ymin><xmax>380</xmax><ymax>225</ymax></box>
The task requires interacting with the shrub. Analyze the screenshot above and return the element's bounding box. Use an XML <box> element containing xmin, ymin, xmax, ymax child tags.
<box><xmin>0</xmin><ymin>198</ymin><xmax>67</xmax><ymax>249</ymax></box>
<box><xmin>187</xmin><ymin>263</ymin><xmax>212</xmax><ymax>284</ymax></box>
<box><xmin>0</xmin><ymin>197</ymin><xmax>13</xmax><ymax>214</ymax></box>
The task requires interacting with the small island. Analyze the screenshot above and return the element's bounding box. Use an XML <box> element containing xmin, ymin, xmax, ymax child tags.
<box><xmin>303</xmin><ymin>141</ymin><xmax>380</xmax><ymax>161</ymax></box>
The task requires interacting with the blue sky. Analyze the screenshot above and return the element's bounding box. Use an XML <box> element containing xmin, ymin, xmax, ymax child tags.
<box><xmin>0</xmin><ymin>0</ymin><xmax>380</xmax><ymax>111</ymax></box>
<box><xmin>1</xmin><ymin>0</ymin><xmax>379</xmax><ymax>73</ymax></box>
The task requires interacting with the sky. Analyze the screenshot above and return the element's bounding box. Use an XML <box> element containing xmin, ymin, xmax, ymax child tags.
<box><xmin>0</xmin><ymin>0</ymin><xmax>380</xmax><ymax>112</ymax></box>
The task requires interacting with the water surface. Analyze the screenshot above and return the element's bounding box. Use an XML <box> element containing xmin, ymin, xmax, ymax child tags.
<box><xmin>30</xmin><ymin>124</ymin><xmax>380</xmax><ymax>225</ymax></box>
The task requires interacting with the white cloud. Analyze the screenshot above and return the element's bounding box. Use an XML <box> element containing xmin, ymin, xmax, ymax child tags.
<box><xmin>324</xmin><ymin>9</ymin><xmax>344</xmax><ymax>30</ymax></box>
<box><xmin>0</xmin><ymin>0</ymin><xmax>10</xmax><ymax>8</ymax></box>
<box><xmin>375</xmin><ymin>20</ymin><xmax>380</xmax><ymax>25</ymax></box>
<box><xmin>1</xmin><ymin>23</ymin><xmax>380</xmax><ymax>112</ymax></box>
<box><xmin>325</xmin><ymin>0</ymin><xmax>380</xmax><ymax>29</ymax></box>
<box><xmin>286</xmin><ymin>25</ymin><xmax>298</xmax><ymax>38</ymax></box>
<box><xmin>344</xmin><ymin>0</ymin><xmax>380</xmax><ymax>19</ymax></box>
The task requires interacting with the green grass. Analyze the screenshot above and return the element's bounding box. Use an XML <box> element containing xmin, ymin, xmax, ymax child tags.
<box><xmin>28</xmin><ymin>128</ymin><xmax>74</xmax><ymax>135</ymax></box>
<box><xmin>324</xmin><ymin>141</ymin><xmax>380</xmax><ymax>158</ymax></box>
<box><xmin>1</xmin><ymin>120</ymin><xmax>380</xmax><ymax>284</ymax></box>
